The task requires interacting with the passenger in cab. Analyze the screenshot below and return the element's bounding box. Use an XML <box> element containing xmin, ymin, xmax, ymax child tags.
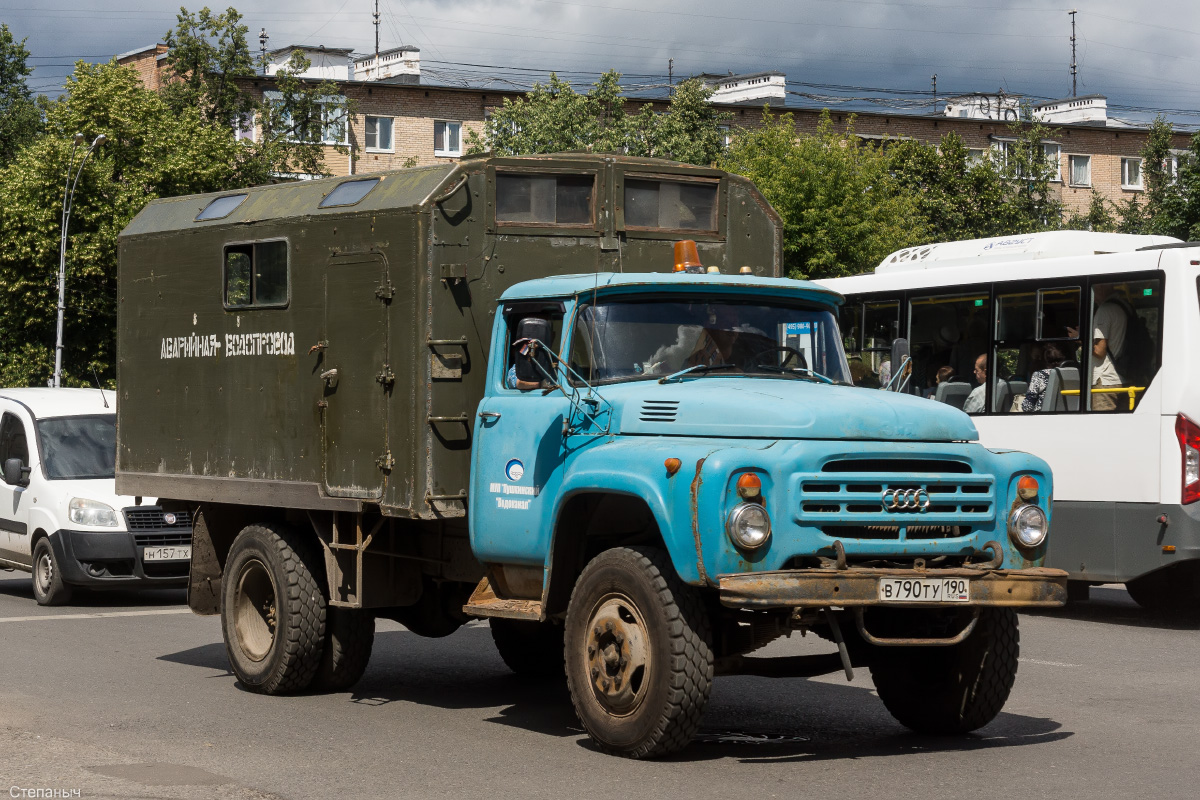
<box><xmin>1021</xmin><ymin>343</ymin><xmax>1067</xmax><ymax>412</ymax></box>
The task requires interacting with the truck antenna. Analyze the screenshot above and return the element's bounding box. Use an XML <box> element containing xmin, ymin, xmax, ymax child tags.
<box><xmin>91</xmin><ymin>366</ymin><xmax>109</xmax><ymax>408</ymax></box>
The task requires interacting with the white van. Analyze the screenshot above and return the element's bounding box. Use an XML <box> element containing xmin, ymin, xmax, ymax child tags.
<box><xmin>0</xmin><ymin>388</ymin><xmax>191</xmax><ymax>605</ymax></box>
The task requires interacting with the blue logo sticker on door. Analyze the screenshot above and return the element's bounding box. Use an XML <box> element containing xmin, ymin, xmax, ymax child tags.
<box><xmin>505</xmin><ymin>459</ymin><xmax>525</xmax><ymax>482</ymax></box>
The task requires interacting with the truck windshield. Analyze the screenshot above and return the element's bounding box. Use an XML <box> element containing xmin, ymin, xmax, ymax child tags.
<box><xmin>568</xmin><ymin>296</ymin><xmax>852</xmax><ymax>385</ymax></box>
<box><xmin>36</xmin><ymin>414</ymin><xmax>116</xmax><ymax>480</ymax></box>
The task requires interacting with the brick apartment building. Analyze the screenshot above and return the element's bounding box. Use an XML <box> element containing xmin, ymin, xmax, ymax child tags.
<box><xmin>116</xmin><ymin>44</ymin><xmax>1192</xmax><ymax>220</ymax></box>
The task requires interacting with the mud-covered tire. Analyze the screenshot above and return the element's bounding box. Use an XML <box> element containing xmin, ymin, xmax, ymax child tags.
<box><xmin>869</xmin><ymin>607</ymin><xmax>1019</xmax><ymax>735</ymax></box>
<box><xmin>221</xmin><ymin>524</ymin><xmax>326</xmax><ymax>695</ymax></box>
<box><xmin>32</xmin><ymin>537</ymin><xmax>72</xmax><ymax>606</ymax></box>
<box><xmin>313</xmin><ymin>607</ymin><xmax>375</xmax><ymax>691</ymax></box>
<box><xmin>490</xmin><ymin>618</ymin><xmax>565</xmax><ymax>679</ymax></box>
<box><xmin>564</xmin><ymin>546</ymin><xmax>713</xmax><ymax>759</ymax></box>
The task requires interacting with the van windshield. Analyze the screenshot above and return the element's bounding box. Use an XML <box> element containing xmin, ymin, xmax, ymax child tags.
<box><xmin>568</xmin><ymin>296</ymin><xmax>852</xmax><ymax>386</ymax></box>
<box><xmin>36</xmin><ymin>415</ymin><xmax>116</xmax><ymax>480</ymax></box>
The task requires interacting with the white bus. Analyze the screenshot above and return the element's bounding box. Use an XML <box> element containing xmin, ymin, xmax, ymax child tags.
<box><xmin>820</xmin><ymin>231</ymin><xmax>1200</xmax><ymax>610</ymax></box>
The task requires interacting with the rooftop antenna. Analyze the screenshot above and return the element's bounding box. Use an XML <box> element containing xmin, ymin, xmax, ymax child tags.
<box><xmin>374</xmin><ymin>0</ymin><xmax>380</xmax><ymax>62</ymax></box>
<box><xmin>1069</xmin><ymin>9</ymin><xmax>1077</xmax><ymax>97</ymax></box>
<box><xmin>91</xmin><ymin>366</ymin><xmax>108</xmax><ymax>408</ymax></box>
<box><xmin>668</xmin><ymin>58</ymin><xmax>673</xmax><ymax>86</ymax></box>
<box><xmin>931</xmin><ymin>74</ymin><xmax>937</xmax><ymax>113</ymax></box>
<box><xmin>258</xmin><ymin>27</ymin><xmax>269</xmax><ymax>75</ymax></box>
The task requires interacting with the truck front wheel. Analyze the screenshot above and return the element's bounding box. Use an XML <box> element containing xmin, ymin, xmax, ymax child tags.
<box><xmin>564</xmin><ymin>547</ymin><xmax>713</xmax><ymax>758</ymax></box>
<box><xmin>869</xmin><ymin>607</ymin><xmax>1019</xmax><ymax>734</ymax></box>
<box><xmin>221</xmin><ymin>524</ymin><xmax>327</xmax><ymax>695</ymax></box>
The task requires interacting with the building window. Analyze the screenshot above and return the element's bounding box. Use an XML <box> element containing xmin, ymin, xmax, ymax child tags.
<box><xmin>224</xmin><ymin>240</ymin><xmax>288</xmax><ymax>309</ymax></box>
<box><xmin>234</xmin><ymin>112</ymin><xmax>255</xmax><ymax>142</ymax></box>
<box><xmin>263</xmin><ymin>91</ymin><xmax>348</xmax><ymax>145</ymax></box>
<box><xmin>717</xmin><ymin>124</ymin><xmax>732</xmax><ymax>149</ymax></box>
<box><xmin>966</xmin><ymin>148</ymin><xmax>986</xmax><ymax>167</ymax></box>
<box><xmin>1068</xmin><ymin>154</ymin><xmax>1091</xmax><ymax>187</ymax></box>
<box><xmin>1121</xmin><ymin>157</ymin><xmax>1143</xmax><ymax>190</ymax></box>
<box><xmin>992</xmin><ymin>139</ymin><xmax>1015</xmax><ymax>167</ymax></box>
<box><xmin>434</xmin><ymin>120</ymin><xmax>462</xmax><ymax>157</ymax></box>
<box><xmin>365</xmin><ymin>116</ymin><xmax>393</xmax><ymax>152</ymax></box>
<box><xmin>1042</xmin><ymin>143</ymin><xmax>1061</xmax><ymax>181</ymax></box>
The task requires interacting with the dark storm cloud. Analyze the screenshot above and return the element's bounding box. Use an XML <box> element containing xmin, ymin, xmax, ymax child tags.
<box><xmin>9</xmin><ymin>0</ymin><xmax>1200</xmax><ymax>121</ymax></box>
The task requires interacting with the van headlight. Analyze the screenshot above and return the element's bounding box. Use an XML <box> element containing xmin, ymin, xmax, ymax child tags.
<box><xmin>727</xmin><ymin>502</ymin><xmax>771</xmax><ymax>550</ymax></box>
<box><xmin>69</xmin><ymin>498</ymin><xmax>119</xmax><ymax>527</ymax></box>
<box><xmin>1008</xmin><ymin>504</ymin><xmax>1048</xmax><ymax>548</ymax></box>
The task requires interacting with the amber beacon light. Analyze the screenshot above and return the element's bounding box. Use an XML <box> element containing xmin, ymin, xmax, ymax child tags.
<box><xmin>673</xmin><ymin>239</ymin><xmax>703</xmax><ymax>273</ymax></box>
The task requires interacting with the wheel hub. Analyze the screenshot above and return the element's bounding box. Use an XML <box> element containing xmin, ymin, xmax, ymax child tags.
<box><xmin>234</xmin><ymin>558</ymin><xmax>279</xmax><ymax>663</ymax></box>
<box><xmin>35</xmin><ymin>552</ymin><xmax>52</xmax><ymax>593</ymax></box>
<box><xmin>585</xmin><ymin>595</ymin><xmax>650</xmax><ymax>715</ymax></box>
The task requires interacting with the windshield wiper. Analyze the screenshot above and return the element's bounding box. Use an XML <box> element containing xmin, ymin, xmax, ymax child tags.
<box><xmin>658</xmin><ymin>363</ymin><xmax>736</xmax><ymax>384</ymax></box>
<box><xmin>750</xmin><ymin>364</ymin><xmax>837</xmax><ymax>384</ymax></box>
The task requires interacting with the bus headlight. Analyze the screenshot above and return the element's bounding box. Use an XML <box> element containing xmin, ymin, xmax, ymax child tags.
<box><xmin>727</xmin><ymin>502</ymin><xmax>771</xmax><ymax>550</ymax></box>
<box><xmin>1008</xmin><ymin>504</ymin><xmax>1048</xmax><ymax>548</ymax></box>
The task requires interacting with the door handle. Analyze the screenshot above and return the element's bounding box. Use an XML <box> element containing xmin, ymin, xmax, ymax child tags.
<box><xmin>320</xmin><ymin>368</ymin><xmax>339</xmax><ymax>382</ymax></box>
<box><xmin>478</xmin><ymin>411</ymin><xmax>501</xmax><ymax>420</ymax></box>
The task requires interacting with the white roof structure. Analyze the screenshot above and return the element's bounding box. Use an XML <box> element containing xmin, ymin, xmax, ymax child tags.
<box><xmin>0</xmin><ymin>388</ymin><xmax>114</xmax><ymax>418</ymax></box>
<box><xmin>876</xmin><ymin>231</ymin><xmax>1182</xmax><ymax>272</ymax></box>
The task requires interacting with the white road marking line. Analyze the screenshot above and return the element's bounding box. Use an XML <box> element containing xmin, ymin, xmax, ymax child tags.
<box><xmin>0</xmin><ymin>608</ymin><xmax>193</xmax><ymax>623</ymax></box>
<box><xmin>1019</xmin><ymin>657</ymin><xmax>1082</xmax><ymax>667</ymax></box>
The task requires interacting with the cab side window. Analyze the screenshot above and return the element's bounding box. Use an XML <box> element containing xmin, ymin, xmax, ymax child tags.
<box><xmin>0</xmin><ymin>412</ymin><xmax>29</xmax><ymax>466</ymax></box>
<box><xmin>502</xmin><ymin>307</ymin><xmax>563</xmax><ymax>391</ymax></box>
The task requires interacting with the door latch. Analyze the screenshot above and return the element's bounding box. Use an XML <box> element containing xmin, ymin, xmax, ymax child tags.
<box><xmin>375</xmin><ymin>282</ymin><xmax>395</xmax><ymax>301</ymax></box>
<box><xmin>375</xmin><ymin>366</ymin><xmax>396</xmax><ymax>388</ymax></box>
<box><xmin>320</xmin><ymin>368</ymin><xmax>339</xmax><ymax>383</ymax></box>
<box><xmin>376</xmin><ymin>451</ymin><xmax>395</xmax><ymax>471</ymax></box>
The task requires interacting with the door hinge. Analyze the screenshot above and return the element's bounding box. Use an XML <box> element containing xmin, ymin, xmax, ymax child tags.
<box><xmin>375</xmin><ymin>282</ymin><xmax>395</xmax><ymax>301</ymax></box>
<box><xmin>376</xmin><ymin>451</ymin><xmax>395</xmax><ymax>471</ymax></box>
<box><xmin>375</xmin><ymin>365</ymin><xmax>396</xmax><ymax>388</ymax></box>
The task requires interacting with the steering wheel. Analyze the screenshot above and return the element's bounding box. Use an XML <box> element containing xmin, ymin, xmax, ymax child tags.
<box><xmin>751</xmin><ymin>345</ymin><xmax>803</xmax><ymax>370</ymax></box>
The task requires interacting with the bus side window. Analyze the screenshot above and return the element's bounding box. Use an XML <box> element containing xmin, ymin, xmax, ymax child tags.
<box><xmin>843</xmin><ymin>300</ymin><xmax>898</xmax><ymax>388</ymax></box>
<box><xmin>910</xmin><ymin>292</ymin><xmax>990</xmax><ymax>412</ymax></box>
<box><xmin>1086</xmin><ymin>278</ymin><xmax>1161</xmax><ymax>412</ymax></box>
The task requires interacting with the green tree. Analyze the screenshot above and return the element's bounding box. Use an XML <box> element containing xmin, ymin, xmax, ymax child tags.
<box><xmin>466</xmin><ymin>71</ymin><xmax>729</xmax><ymax>166</ymax></box>
<box><xmin>162</xmin><ymin>5</ymin><xmax>256</xmax><ymax>130</ymax></box>
<box><xmin>0</xmin><ymin>23</ymin><xmax>41</xmax><ymax>166</ymax></box>
<box><xmin>994</xmin><ymin>115</ymin><xmax>1063</xmax><ymax>230</ymax></box>
<box><xmin>717</xmin><ymin>110</ymin><xmax>926</xmax><ymax>279</ymax></box>
<box><xmin>1140</xmin><ymin>116</ymin><xmax>1174</xmax><ymax>229</ymax></box>
<box><xmin>0</xmin><ymin>62</ymin><xmax>257</xmax><ymax>386</ymax></box>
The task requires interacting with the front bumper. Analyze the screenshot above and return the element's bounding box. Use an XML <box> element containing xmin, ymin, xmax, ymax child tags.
<box><xmin>50</xmin><ymin>528</ymin><xmax>190</xmax><ymax>589</ymax></box>
<box><xmin>719</xmin><ymin>566</ymin><xmax>1068</xmax><ymax>609</ymax></box>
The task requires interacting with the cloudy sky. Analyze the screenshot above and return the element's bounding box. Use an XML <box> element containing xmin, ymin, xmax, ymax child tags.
<box><xmin>7</xmin><ymin>0</ymin><xmax>1200</xmax><ymax>126</ymax></box>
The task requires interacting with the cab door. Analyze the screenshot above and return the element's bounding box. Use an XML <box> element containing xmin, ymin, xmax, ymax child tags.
<box><xmin>322</xmin><ymin>253</ymin><xmax>390</xmax><ymax>499</ymax></box>
<box><xmin>0</xmin><ymin>409</ymin><xmax>33</xmax><ymax>565</ymax></box>
<box><xmin>470</xmin><ymin>305</ymin><xmax>570</xmax><ymax>565</ymax></box>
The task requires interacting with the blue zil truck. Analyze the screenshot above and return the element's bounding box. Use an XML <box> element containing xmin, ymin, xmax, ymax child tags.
<box><xmin>117</xmin><ymin>158</ymin><xmax>1067</xmax><ymax>758</ymax></box>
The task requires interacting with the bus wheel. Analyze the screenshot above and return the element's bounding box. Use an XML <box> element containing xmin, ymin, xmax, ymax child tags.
<box><xmin>490</xmin><ymin>618</ymin><xmax>565</xmax><ymax>679</ymax></box>
<box><xmin>869</xmin><ymin>607</ymin><xmax>1019</xmax><ymax>734</ymax></box>
<box><xmin>221</xmin><ymin>524</ymin><xmax>326</xmax><ymax>695</ymax></box>
<box><xmin>1126</xmin><ymin>563</ymin><xmax>1200</xmax><ymax>613</ymax></box>
<box><xmin>564</xmin><ymin>547</ymin><xmax>713</xmax><ymax>759</ymax></box>
<box><xmin>313</xmin><ymin>607</ymin><xmax>375</xmax><ymax>692</ymax></box>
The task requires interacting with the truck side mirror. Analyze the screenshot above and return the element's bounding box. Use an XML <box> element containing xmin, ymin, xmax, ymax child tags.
<box><xmin>888</xmin><ymin>338</ymin><xmax>910</xmax><ymax>391</ymax></box>
<box><xmin>3</xmin><ymin>457</ymin><xmax>30</xmax><ymax>487</ymax></box>
<box><xmin>515</xmin><ymin>317</ymin><xmax>553</xmax><ymax>385</ymax></box>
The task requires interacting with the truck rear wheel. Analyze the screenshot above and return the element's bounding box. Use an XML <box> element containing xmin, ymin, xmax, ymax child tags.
<box><xmin>221</xmin><ymin>524</ymin><xmax>326</xmax><ymax>695</ymax></box>
<box><xmin>869</xmin><ymin>607</ymin><xmax>1019</xmax><ymax>734</ymax></box>
<box><xmin>490</xmin><ymin>618</ymin><xmax>565</xmax><ymax>679</ymax></box>
<box><xmin>313</xmin><ymin>607</ymin><xmax>375</xmax><ymax>692</ymax></box>
<box><xmin>564</xmin><ymin>546</ymin><xmax>713</xmax><ymax>759</ymax></box>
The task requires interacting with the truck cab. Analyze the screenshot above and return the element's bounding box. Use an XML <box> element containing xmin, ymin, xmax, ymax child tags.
<box><xmin>468</xmin><ymin>272</ymin><xmax>1066</xmax><ymax>756</ymax></box>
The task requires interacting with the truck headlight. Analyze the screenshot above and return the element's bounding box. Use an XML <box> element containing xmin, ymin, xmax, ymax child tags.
<box><xmin>69</xmin><ymin>498</ymin><xmax>119</xmax><ymax>527</ymax></box>
<box><xmin>1008</xmin><ymin>504</ymin><xmax>1047</xmax><ymax>548</ymax></box>
<box><xmin>727</xmin><ymin>502</ymin><xmax>771</xmax><ymax>550</ymax></box>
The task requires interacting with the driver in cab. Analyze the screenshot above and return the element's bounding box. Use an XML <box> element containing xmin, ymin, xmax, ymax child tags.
<box><xmin>684</xmin><ymin>304</ymin><xmax>772</xmax><ymax>369</ymax></box>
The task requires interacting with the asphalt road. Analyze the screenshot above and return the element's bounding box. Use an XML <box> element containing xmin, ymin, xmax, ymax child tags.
<box><xmin>1</xmin><ymin>570</ymin><xmax>1198</xmax><ymax>800</ymax></box>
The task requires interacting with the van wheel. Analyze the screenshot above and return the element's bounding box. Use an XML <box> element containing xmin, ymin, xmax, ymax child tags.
<box><xmin>564</xmin><ymin>547</ymin><xmax>713</xmax><ymax>759</ymax></box>
<box><xmin>490</xmin><ymin>618</ymin><xmax>565</xmax><ymax>679</ymax></box>
<box><xmin>32</xmin><ymin>538</ymin><xmax>72</xmax><ymax>606</ymax></box>
<box><xmin>221</xmin><ymin>524</ymin><xmax>326</xmax><ymax>694</ymax></box>
<box><xmin>869</xmin><ymin>607</ymin><xmax>1019</xmax><ymax>734</ymax></box>
<box><xmin>312</xmin><ymin>607</ymin><xmax>375</xmax><ymax>691</ymax></box>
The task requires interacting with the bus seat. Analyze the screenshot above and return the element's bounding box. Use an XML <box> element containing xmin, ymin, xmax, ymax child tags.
<box><xmin>1042</xmin><ymin>367</ymin><xmax>1080</xmax><ymax>412</ymax></box>
<box><xmin>994</xmin><ymin>379</ymin><xmax>1028</xmax><ymax>412</ymax></box>
<box><xmin>935</xmin><ymin>381</ymin><xmax>971</xmax><ymax>409</ymax></box>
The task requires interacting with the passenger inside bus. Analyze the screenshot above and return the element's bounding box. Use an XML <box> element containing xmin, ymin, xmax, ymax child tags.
<box><xmin>963</xmin><ymin>354</ymin><xmax>989</xmax><ymax>413</ymax></box>
<box><xmin>1021</xmin><ymin>342</ymin><xmax>1068</xmax><ymax>412</ymax></box>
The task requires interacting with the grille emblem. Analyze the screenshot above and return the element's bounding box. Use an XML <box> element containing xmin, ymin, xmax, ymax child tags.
<box><xmin>163</xmin><ymin>512</ymin><xmax>177</xmax><ymax>525</ymax></box>
<box><xmin>882</xmin><ymin>489</ymin><xmax>930</xmax><ymax>512</ymax></box>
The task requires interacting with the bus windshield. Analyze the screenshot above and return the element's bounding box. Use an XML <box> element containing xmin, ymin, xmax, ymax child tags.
<box><xmin>567</xmin><ymin>296</ymin><xmax>852</xmax><ymax>386</ymax></box>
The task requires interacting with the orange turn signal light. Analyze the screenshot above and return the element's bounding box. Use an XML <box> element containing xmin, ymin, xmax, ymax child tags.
<box><xmin>1163</xmin><ymin>545</ymin><xmax>1177</xmax><ymax>553</ymax></box>
<box><xmin>1017</xmin><ymin>476</ymin><xmax>1039</xmax><ymax>501</ymax></box>
<box><xmin>665</xmin><ymin>458</ymin><xmax>682</xmax><ymax>476</ymax></box>
<box><xmin>673</xmin><ymin>239</ymin><xmax>702</xmax><ymax>273</ymax></box>
<box><xmin>736</xmin><ymin>472</ymin><xmax>762</xmax><ymax>499</ymax></box>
